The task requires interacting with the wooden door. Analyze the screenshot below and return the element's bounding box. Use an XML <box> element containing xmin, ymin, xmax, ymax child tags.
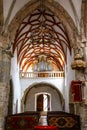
<box><xmin>37</xmin><ymin>94</ymin><xmax>43</xmax><ymax>111</ymax></box>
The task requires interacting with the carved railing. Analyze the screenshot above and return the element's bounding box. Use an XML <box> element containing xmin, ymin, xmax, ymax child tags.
<box><xmin>20</xmin><ymin>71</ymin><xmax>64</xmax><ymax>78</ymax></box>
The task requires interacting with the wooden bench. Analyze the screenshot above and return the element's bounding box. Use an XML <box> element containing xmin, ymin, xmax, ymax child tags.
<box><xmin>5</xmin><ymin>111</ymin><xmax>40</xmax><ymax>130</ymax></box>
<box><xmin>47</xmin><ymin>111</ymin><xmax>81</xmax><ymax>130</ymax></box>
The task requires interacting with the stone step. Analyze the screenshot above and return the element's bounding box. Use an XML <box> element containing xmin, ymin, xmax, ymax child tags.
<box><xmin>38</xmin><ymin>116</ymin><xmax>47</xmax><ymax>126</ymax></box>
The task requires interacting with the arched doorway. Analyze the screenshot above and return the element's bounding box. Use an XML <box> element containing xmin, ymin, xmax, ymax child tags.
<box><xmin>36</xmin><ymin>93</ymin><xmax>50</xmax><ymax>112</ymax></box>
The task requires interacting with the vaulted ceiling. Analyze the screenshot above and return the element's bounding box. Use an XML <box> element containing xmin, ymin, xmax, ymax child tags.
<box><xmin>13</xmin><ymin>3</ymin><xmax>71</xmax><ymax>72</ymax></box>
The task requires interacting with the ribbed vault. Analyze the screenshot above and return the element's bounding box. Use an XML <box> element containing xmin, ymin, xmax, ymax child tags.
<box><xmin>13</xmin><ymin>1</ymin><xmax>72</xmax><ymax>72</ymax></box>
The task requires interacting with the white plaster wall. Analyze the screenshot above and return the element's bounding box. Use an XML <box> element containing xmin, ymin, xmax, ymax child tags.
<box><xmin>10</xmin><ymin>49</ymin><xmax>21</xmax><ymax>113</ymax></box>
<box><xmin>65</xmin><ymin>48</ymin><xmax>75</xmax><ymax>112</ymax></box>
<box><xmin>20</xmin><ymin>77</ymin><xmax>65</xmax><ymax>98</ymax></box>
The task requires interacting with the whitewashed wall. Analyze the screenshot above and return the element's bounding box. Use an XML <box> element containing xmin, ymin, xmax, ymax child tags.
<box><xmin>20</xmin><ymin>77</ymin><xmax>65</xmax><ymax>97</ymax></box>
<box><xmin>65</xmin><ymin>48</ymin><xmax>75</xmax><ymax>112</ymax></box>
<box><xmin>10</xmin><ymin>49</ymin><xmax>21</xmax><ymax>113</ymax></box>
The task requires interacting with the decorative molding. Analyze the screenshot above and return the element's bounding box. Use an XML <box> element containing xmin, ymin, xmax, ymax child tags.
<box><xmin>71</xmin><ymin>53</ymin><xmax>86</xmax><ymax>70</ymax></box>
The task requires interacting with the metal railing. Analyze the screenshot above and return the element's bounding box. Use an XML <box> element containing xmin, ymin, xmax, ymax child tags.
<box><xmin>20</xmin><ymin>71</ymin><xmax>64</xmax><ymax>78</ymax></box>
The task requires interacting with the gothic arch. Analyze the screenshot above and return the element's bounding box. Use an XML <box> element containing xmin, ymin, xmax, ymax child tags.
<box><xmin>81</xmin><ymin>0</ymin><xmax>87</xmax><ymax>41</ymax></box>
<box><xmin>21</xmin><ymin>82</ymin><xmax>65</xmax><ymax>112</ymax></box>
<box><xmin>8</xmin><ymin>0</ymin><xmax>78</xmax><ymax>49</ymax></box>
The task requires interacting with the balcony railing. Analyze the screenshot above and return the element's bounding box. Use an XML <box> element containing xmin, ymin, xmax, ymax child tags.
<box><xmin>20</xmin><ymin>71</ymin><xmax>64</xmax><ymax>78</ymax></box>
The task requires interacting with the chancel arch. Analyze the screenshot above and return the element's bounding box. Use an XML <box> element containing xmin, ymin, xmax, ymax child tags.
<box><xmin>21</xmin><ymin>82</ymin><xmax>65</xmax><ymax>112</ymax></box>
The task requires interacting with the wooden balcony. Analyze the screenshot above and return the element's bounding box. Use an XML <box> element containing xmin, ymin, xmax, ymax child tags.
<box><xmin>20</xmin><ymin>71</ymin><xmax>64</xmax><ymax>78</ymax></box>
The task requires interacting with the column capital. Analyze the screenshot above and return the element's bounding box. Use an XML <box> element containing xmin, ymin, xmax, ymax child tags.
<box><xmin>2</xmin><ymin>49</ymin><xmax>13</xmax><ymax>61</ymax></box>
<box><xmin>82</xmin><ymin>39</ymin><xmax>87</xmax><ymax>47</ymax></box>
<box><xmin>0</xmin><ymin>34</ymin><xmax>10</xmax><ymax>48</ymax></box>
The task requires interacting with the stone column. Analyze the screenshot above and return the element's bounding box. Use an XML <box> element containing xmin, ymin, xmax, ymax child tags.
<box><xmin>2</xmin><ymin>50</ymin><xmax>11</xmax><ymax>83</ymax></box>
<box><xmin>0</xmin><ymin>47</ymin><xmax>4</xmax><ymax>130</ymax></box>
<box><xmin>71</xmin><ymin>45</ymin><xmax>86</xmax><ymax>117</ymax></box>
<box><xmin>71</xmin><ymin>46</ymin><xmax>85</xmax><ymax>81</ymax></box>
<box><xmin>83</xmin><ymin>41</ymin><xmax>87</xmax><ymax>104</ymax></box>
<box><xmin>0</xmin><ymin>47</ymin><xmax>2</xmax><ymax>81</ymax></box>
<box><xmin>0</xmin><ymin>50</ymin><xmax>12</xmax><ymax>130</ymax></box>
<box><xmin>0</xmin><ymin>35</ymin><xmax>12</xmax><ymax>130</ymax></box>
<box><xmin>0</xmin><ymin>83</ymin><xmax>9</xmax><ymax>130</ymax></box>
